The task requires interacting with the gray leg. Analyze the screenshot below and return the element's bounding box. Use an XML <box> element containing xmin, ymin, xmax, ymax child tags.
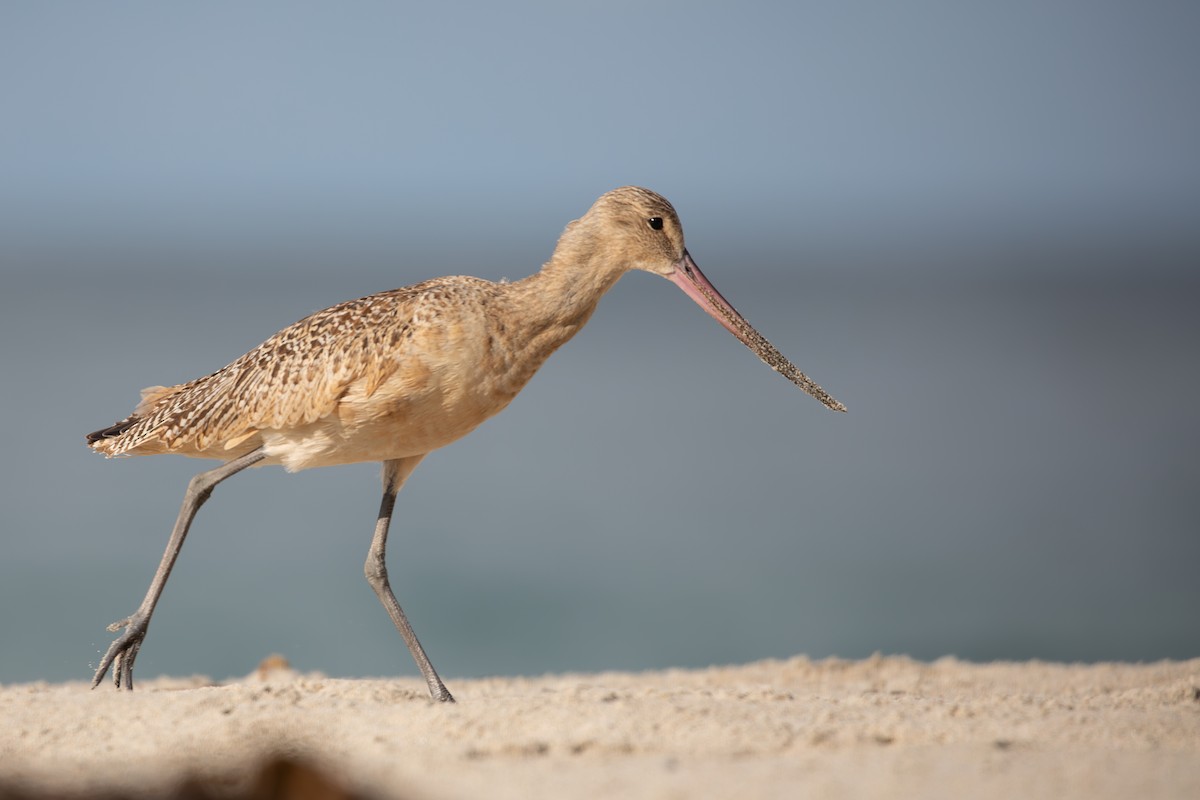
<box><xmin>92</xmin><ymin>448</ymin><xmax>266</xmax><ymax>690</ymax></box>
<box><xmin>365</xmin><ymin>456</ymin><xmax>454</xmax><ymax>702</ymax></box>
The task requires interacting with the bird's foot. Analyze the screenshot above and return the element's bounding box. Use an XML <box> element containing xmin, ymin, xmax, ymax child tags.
<box><xmin>92</xmin><ymin>613</ymin><xmax>148</xmax><ymax>690</ymax></box>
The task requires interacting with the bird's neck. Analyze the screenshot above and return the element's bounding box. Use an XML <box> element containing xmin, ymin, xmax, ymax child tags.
<box><xmin>482</xmin><ymin>227</ymin><xmax>627</xmax><ymax>403</ymax></box>
<box><xmin>505</xmin><ymin>227</ymin><xmax>627</xmax><ymax>352</ymax></box>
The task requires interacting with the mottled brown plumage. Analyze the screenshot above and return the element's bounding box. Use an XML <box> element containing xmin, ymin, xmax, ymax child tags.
<box><xmin>86</xmin><ymin>186</ymin><xmax>844</xmax><ymax>702</ymax></box>
<box><xmin>90</xmin><ymin>279</ymin><xmax>498</xmax><ymax>464</ymax></box>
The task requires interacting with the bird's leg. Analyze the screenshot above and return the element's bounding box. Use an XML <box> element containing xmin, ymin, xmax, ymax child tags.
<box><xmin>92</xmin><ymin>447</ymin><xmax>266</xmax><ymax>690</ymax></box>
<box><xmin>365</xmin><ymin>456</ymin><xmax>454</xmax><ymax>702</ymax></box>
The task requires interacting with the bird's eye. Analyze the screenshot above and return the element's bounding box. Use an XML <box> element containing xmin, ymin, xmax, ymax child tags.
<box><xmin>648</xmin><ymin>217</ymin><xmax>663</xmax><ymax>231</ymax></box>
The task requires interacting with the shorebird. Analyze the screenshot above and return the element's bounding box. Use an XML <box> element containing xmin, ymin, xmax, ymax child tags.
<box><xmin>86</xmin><ymin>186</ymin><xmax>846</xmax><ymax>702</ymax></box>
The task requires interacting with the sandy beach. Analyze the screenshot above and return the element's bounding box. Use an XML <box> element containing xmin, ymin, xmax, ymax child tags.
<box><xmin>1</xmin><ymin>655</ymin><xmax>1196</xmax><ymax>799</ymax></box>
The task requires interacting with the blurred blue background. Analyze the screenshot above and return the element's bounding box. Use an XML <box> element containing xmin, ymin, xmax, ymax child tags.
<box><xmin>2</xmin><ymin>2</ymin><xmax>1197</xmax><ymax>686</ymax></box>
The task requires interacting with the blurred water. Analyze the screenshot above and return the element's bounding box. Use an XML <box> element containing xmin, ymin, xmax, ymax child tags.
<box><xmin>1</xmin><ymin>254</ymin><xmax>1196</xmax><ymax>685</ymax></box>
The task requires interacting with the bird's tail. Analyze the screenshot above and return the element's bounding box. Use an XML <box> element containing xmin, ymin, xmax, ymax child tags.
<box><xmin>85</xmin><ymin>385</ymin><xmax>177</xmax><ymax>455</ymax></box>
<box><xmin>85</xmin><ymin>417</ymin><xmax>140</xmax><ymax>447</ymax></box>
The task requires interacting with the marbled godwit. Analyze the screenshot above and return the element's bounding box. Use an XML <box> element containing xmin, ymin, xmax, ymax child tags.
<box><xmin>86</xmin><ymin>186</ymin><xmax>846</xmax><ymax>702</ymax></box>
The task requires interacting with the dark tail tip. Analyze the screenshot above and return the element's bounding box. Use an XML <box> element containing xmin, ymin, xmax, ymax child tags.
<box><xmin>86</xmin><ymin>417</ymin><xmax>138</xmax><ymax>446</ymax></box>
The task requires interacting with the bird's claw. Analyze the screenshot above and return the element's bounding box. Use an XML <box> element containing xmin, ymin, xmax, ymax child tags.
<box><xmin>93</xmin><ymin>614</ymin><xmax>148</xmax><ymax>690</ymax></box>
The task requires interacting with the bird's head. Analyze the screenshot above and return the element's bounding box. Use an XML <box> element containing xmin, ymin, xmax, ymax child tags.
<box><xmin>565</xmin><ymin>186</ymin><xmax>847</xmax><ymax>412</ymax></box>
<box><xmin>580</xmin><ymin>186</ymin><xmax>687</xmax><ymax>278</ymax></box>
